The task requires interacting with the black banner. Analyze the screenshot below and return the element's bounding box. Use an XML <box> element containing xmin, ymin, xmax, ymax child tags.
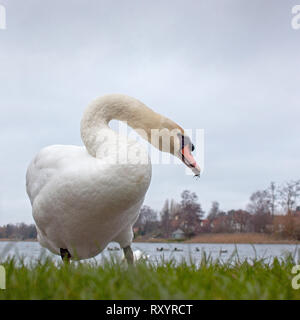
<box><xmin>0</xmin><ymin>300</ymin><xmax>297</xmax><ymax>318</ymax></box>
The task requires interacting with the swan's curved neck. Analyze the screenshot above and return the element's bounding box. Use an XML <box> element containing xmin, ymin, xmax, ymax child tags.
<box><xmin>81</xmin><ymin>94</ymin><xmax>178</xmax><ymax>157</ymax></box>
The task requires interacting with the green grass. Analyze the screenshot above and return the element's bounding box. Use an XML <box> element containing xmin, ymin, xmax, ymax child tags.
<box><xmin>0</xmin><ymin>253</ymin><xmax>300</xmax><ymax>299</ymax></box>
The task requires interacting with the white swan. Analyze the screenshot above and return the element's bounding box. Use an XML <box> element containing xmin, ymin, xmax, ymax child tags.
<box><xmin>26</xmin><ymin>94</ymin><xmax>200</xmax><ymax>262</ymax></box>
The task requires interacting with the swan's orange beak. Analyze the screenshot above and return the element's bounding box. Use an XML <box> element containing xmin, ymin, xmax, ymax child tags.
<box><xmin>181</xmin><ymin>145</ymin><xmax>201</xmax><ymax>176</ymax></box>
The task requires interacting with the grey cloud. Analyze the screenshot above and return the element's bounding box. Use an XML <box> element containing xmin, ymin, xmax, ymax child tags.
<box><xmin>0</xmin><ymin>0</ymin><xmax>299</xmax><ymax>224</ymax></box>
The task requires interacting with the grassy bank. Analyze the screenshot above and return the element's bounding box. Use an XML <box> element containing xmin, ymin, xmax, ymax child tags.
<box><xmin>0</xmin><ymin>255</ymin><xmax>299</xmax><ymax>299</ymax></box>
<box><xmin>185</xmin><ymin>233</ymin><xmax>300</xmax><ymax>244</ymax></box>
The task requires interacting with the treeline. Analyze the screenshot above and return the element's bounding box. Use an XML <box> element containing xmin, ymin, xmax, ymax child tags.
<box><xmin>1</xmin><ymin>179</ymin><xmax>299</xmax><ymax>241</ymax></box>
<box><xmin>134</xmin><ymin>190</ymin><xmax>204</xmax><ymax>238</ymax></box>
<box><xmin>0</xmin><ymin>223</ymin><xmax>37</xmax><ymax>240</ymax></box>
<box><xmin>134</xmin><ymin>179</ymin><xmax>300</xmax><ymax>240</ymax></box>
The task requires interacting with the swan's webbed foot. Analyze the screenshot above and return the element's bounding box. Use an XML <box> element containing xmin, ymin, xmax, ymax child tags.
<box><xmin>123</xmin><ymin>246</ymin><xmax>134</xmax><ymax>265</ymax></box>
<box><xmin>60</xmin><ymin>248</ymin><xmax>71</xmax><ymax>263</ymax></box>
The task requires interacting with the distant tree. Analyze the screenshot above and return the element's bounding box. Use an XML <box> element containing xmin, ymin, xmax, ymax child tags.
<box><xmin>28</xmin><ymin>224</ymin><xmax>37</xmax><ymax>239</ymax></box>
<box><xmin>247</xmin><ymin>190</ymin><xmax>272</xmax><ymax>233</ymax></box>
<box><xmin>18</xmin><ymin>223</ymin><xmax>27</xmax><ymax>240</ymax></box>
<box><xmin>247</xmin><ymin>190</ymin><xmax>271</xmax><ymax>215</ymax></box>
<box><xmin>268</xmin><ymin>181</ymin><xmax>277</xmax><ymax>217</ymax></box>
<box><xmin>0</xmin><ymin>226</ymin><xmax>4</xmax><ymax>238</ymax></box>
<box><xmin>160</xmin><ymin>200</ymin><xmax>171</xmax><ymax>238</ymax></box>
<box><xmin>251</xmin><ymin>213</ymin><xmax>272</xmax><ymax>233</ymax></box>
<box><xmin>5</xmin><ymin>224</ymin><xmax>15</xmax><ymax>238</ymax></box>
<box><xmin>169</xmin><ymin>199</ymin><xmax>180</xmax><ymax>219</ymax></box>
<box><xmin>278</xmin><ymin>180</ymin><xmax>300</xmax><ymax>215</ymax></box>
<box><xmin>211</xmin><ymin>215</ymin><xmax>232</xmax><ymax>233</ymax></box>
<box><xmin>273</xmin><ymin>215</ymin><xmax>300</xmax><ymax>239</ymax></box>
<box><xmin>134</xmin><ymin>205</ymin><xmax>158</xmax><ymax>236</ymax></box>
<box><xmin>0</xmin><ymin>223</ymin><xmax>37</xmax><ymax>240</ymax></box>
<box><xmin>207</xmin><ymin>201</ymin><xmax>220</xmax><ymax>221</ymax></box>
<box><xmin>135</xmin><ymin>206</ymin><xmax>157</xmax><ymax>226</ymax></box>
<box><xmin>231</xmin><ymin>210</ymin><xmax>251</xmax><ymax>232</ymax></box>
<box><xmin>178</xmin><ymin>190</ymin><xmax>204</xmax><ymax>236</ymax></box>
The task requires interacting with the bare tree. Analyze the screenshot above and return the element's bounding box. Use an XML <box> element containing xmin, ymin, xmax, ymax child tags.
<box><xmin>160</xmin><ymin>199</ymin><xmax>171</xmax><ymax>238</ymax></box>
<box><xmin>268</xmin><ymin>181</ymin><xmax>277</xmax><ymax>217</ymax></box>
<box><xmin>0</xmin><ymin>223</ymin><xmax>37</xmax><ymax>240</ymax></box>
<box><xmin>247</xmin><ymin>190</ymin><xmax>272</xmax><ymax>233</ymax></box>
<box><xmin>278</xmin><ymin>180</ymin><xmax>300</xmax><ymax>215</ymax></box>
<box><xmin>211</xmin><ymin>215</ymin><xmax>233</xmax><ymax>233</ymax></box>
<box><xmin>247</xmin><ymin>190</ymin><xmax>271</xmax><ymax>215</ymax></box>
<box><xmin>207</xmin><ymin>201</ymin><xmax>220</xmax><ymax>221</ymax></box>
<box><xmin>178</xmin><ymin>190</ymin><xmax>204</xmax><ymax>236</ymax></box>
<box><xmin>134</xmin><ymin>205</ymin><xmax>158</xmax><ymax>236</ymax></box>
<box><xmin>169</xmin><ymin>199</ymin><xmax>180</xmax><ymax>218</ymax></box>
<box><xmin>231</xmin><ymin>210</ymin><xmax>251</xmax><ymax>232</ymax></box>
<box><xmin>251</xmin><ymin>213</ymin><xmax>272</xmax><ymax>233</ymax></box>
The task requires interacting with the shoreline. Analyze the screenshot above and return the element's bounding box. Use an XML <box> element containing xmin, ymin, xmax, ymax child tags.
<box><xmin>1</xmin><ymin>233</ymin><xmax>300</xmax><ymax>244</ymax></box>
<box><xmin>0</xmin><ymin>239</ymin><xmax>37</xmax><ymax>242</ymax></box>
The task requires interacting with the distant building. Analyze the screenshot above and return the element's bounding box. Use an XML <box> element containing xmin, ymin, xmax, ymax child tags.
<box><xmin>172</xmin><ymin>229</ymin><xmax>185</xmax><ymax>240</ymax></box>
<box><xmin>200</xmin><ymin>219</ymin><xmax>210</xmax><ymax>227</ymax></box>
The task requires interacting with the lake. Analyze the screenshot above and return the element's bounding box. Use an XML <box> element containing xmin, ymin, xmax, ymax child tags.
<box><xmin>0</xmin><ymin>241</ymin><xmax>299</xmax><ymax>265</ymax></box>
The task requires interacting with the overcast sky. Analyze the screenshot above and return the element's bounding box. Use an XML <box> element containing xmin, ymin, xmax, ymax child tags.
<box><xmin>0</xmin><ymin>0</ymin><xmax>299</xmax><ymax>224</ymax></box>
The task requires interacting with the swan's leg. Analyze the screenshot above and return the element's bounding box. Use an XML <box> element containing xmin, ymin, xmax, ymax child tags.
<box><xmin>60</xmin><ymin>248</ymin><xmax>71</xmax><ymax>263</ymax></box>
<box><xmin>123</xmin><ymin>246</ymin><xmax>134</xmax><ymax>265</ymax></box>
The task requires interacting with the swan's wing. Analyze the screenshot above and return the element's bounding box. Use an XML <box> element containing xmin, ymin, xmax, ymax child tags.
<box><xmin>26</xmin><ymin>145</ymin><xmax>87</xmax><ymax>205</ymax></box>
<box><xmin>26</xmin><ymin>144</ymin><xmax>152</xmax><ymax>259</ymax></box>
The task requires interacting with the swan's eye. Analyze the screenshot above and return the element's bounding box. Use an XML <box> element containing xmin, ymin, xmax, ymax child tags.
<box><xmin>181</xmin><ymin>135</ymin><xmax>189</xmax><ymax>148</ymax></box>
<box><xmin>180</xmin><ymin>135</ymin><xmax>194</xmax><ymax>152</ymax></box>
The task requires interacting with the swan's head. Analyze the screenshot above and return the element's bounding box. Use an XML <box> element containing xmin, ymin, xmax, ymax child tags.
<box><xmin>151</xmin><ymin>117</ymin><xmax>201</xmax><ymax>177</ymax></box>
<box><xmin>177</xmin><ymin>132</ymin><xmax>201</xmax><ymax>177</ymax></box>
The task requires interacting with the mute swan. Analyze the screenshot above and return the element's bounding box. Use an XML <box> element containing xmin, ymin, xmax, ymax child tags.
<box><xmin>26</xmin><ymin>94</ymin><xmax>200</xmax><ymax>263</ymax></box>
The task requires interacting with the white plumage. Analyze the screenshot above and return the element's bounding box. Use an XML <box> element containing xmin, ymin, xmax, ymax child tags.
<box><xmin>26</xmin><ymin>94</ymin><xmax>200</xmax><ymax>261</ymax></box>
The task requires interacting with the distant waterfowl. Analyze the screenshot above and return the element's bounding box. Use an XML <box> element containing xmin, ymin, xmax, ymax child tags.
<box><xmin>173</xmin><ymin>247</ymin><xmax>183</xmax><ymax>252</ymax></box>
<box><xmin>26</xmin><ymin>94</ymin><xmax>200</xmax><ymax>264</ymax></box>
<box><xmin>156</xmin><ymin>247</ymin><xmax>170</xmax><ymax>252</ymax></box>
<box><xmin>220</xmin><ymin>249</ymin><xmax>228</xmax><ymax>254</ymax></box>
<box><xmin>107</xmin><ymin>247</ymin><xmax>120</xmax><ymax>251</ymax></box>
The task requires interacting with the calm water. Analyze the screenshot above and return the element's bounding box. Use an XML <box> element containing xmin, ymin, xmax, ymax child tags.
<box><xmin>0</xmin><ymin>241</ymin><xmax>299</xmax><ymax>265</ymax></box>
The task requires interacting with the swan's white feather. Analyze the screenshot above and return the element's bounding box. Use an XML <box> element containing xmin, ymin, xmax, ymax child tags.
<box><xmin>26</xmin><ymin>144</ymin><xmax>151</xmax><ymax>260</ymax></box>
